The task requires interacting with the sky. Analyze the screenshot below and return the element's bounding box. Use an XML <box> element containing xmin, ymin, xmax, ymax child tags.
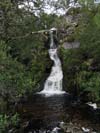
<box><xmin>18</xmin><ymin>0</ymin><xmax>81</xmax><ymax>16</ymax></box>
<box><xmin>18</xmin><ymin>0</ymin><xmax>66</xmax><ymax>16</ymax></box>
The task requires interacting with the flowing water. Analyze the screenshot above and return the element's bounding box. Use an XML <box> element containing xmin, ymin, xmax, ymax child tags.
<box><xmin>40</xmin><ymin>29</ymin><xmax>65</xmax><ymax>96</ymax></box>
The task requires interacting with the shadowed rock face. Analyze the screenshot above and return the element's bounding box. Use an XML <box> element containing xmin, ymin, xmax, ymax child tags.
<box><xmin>59</xmin><ymin>8</ymin><xmax>81</xmax><ymax>49</ymax></box>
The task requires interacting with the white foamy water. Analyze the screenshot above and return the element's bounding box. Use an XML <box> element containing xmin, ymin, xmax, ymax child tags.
<box><xmin>40</xmin><ymin>29</ymin><xmax>65</xmax><ymax>96</ymax></box>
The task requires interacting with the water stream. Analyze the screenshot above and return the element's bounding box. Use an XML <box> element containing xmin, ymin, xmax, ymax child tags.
<box><xmin>40</xmin><ymin>29</ymin><xmax>65</xmax><ymax>96</ymax></box>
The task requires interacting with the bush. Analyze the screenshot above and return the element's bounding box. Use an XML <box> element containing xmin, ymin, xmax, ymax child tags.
<box><xmin>60</xmin><ymin>16</ymin><xmax>100</xmax><ymax>101</ymax></box>
<box><xmin>77</xmin><ymin>71</ymin><xmax>100</xmax><ymax>101</ymax></box>
<box><xmin>0</xmin><ymin>113</ymin><xmax>20</xmax><ymax>133</ymax></box>
<box><xmin>0</xmin><ymin>40</ymin><xmax>48</xmax><ymax>98</ymax></box>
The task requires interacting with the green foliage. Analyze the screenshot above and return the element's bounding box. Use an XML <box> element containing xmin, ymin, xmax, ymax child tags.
<box><xmin>77</xmin><ymin>71</ymin><xmax>100</xmax><ymax>101</ymax></box>
<box><xmin>60</xmin><ymin>48</ymin><xmax>81</xmax><ymax>91</ymax></box>
<box><xmin>0</xmin><ymin>114</ymin><xmax>9</xmax><ymax>132</ymax></box>
<box><xmin>94</xmin><ymin>13</ymin><xmax>100</xmax><ymax>27</ymax></box>
<box><xmin>0</xmin><ymin>40</ymin><xmax>48</xmax><ymax>100</ymax></box>
<box><xmin>60</xmin><ymin>46</ymin><xmax>100</xmax><ymax>101</ymax></box>
<box><xmin>10</xmin><ymin>113</ymin><xmax>20</xmax><ymax>127</ymax></box>
<box><xmin>0</xmin><ymin>0</ymin><xmax>58</xmax><ymax>113</ymax></box>
<box><xmin>0</xmin><ymin>113</ymin><xmax>20</xmax><ymax>133</ymax></box>
<box><xmin>59</xmin><ymin>5</ymin><xmax>100</xmax><ymax>101</ymax></box>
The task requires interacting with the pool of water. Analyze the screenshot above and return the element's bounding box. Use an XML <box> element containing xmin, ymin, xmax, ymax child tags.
<box><xmin>17</xmin><ymin>93</ymin><xmax>100</xmax><ymax>132</ymax></box>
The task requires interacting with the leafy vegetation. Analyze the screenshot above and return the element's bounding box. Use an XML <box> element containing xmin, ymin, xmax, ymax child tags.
<box><xmin>60</xmin><ymin>4</ymin><xmax>100</xmax><ymax>101</ymax></box>
<box><xmin>0</xmin><ymin>113</ymin><xmax>20</xmax><ymax>132</ymax></box>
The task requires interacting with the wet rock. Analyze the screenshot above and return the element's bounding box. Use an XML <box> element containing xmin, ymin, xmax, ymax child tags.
<box><xmin>73</xmin><ymin>127</ymin><xmax>82</xmax><ymax>133</ymax></box>
<box><xmin>82</xmin><ymin>127</ymin><xmax>90</xmax><ymax>132</ymax></box>
<box><xmin>86</xmin><ymin>102</ymin><xmax>97</xmax><ymax>110</ymax></box>
<box><xmin>22</xmin><ymin>121</ymin><xmax>29</xmax><ymax>128</ymax></box>
<box><xmin>58</xmin><ymin>122</ymin><xmax>67</xmax><ymax>132</ymax></box>
<box><xmin>8</xmin><ymin>128</ymin><xmax>15</xmax><ymax>133</ymax></box>
<box><xmin>46</xmin><ymin>130</ymin><xmax>51</xmax><ymax>133</ymax></box>
<box><xmin>51</xmin><ymin>127</ymin><xmax>61</xmax><ymax>133</ymax></box>
<box><xmin>65</xmin><ymin>122</ymin><xmax>80</xmax><ymax>133</ymax></box>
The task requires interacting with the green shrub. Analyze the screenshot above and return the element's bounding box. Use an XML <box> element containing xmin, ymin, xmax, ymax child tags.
<box><xmin>0</xmin><ymin>113</ymin><xmax>20</xmax><ymax>133</ymax></box>
<box><xmin>0</xmin><ymin>40</ymin><xmax>48</xmax><ymax>100</ymax></box>
<box><xmin>77</xmin><ymin>71</ymin><xmax>100</xmax><ymax>101</ymax></box>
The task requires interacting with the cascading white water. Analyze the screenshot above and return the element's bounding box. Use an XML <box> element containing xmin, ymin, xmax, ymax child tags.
<box><xmin>40</xmin><ymin>28</ymin><xmax>65</xmax><ymax>96</ymax></box>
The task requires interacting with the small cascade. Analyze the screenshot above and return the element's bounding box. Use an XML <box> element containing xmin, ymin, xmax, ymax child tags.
<box><xmin>40</xmin><ymin>28</ymin><xmax>65</xmax><ymax>96</ymax></box>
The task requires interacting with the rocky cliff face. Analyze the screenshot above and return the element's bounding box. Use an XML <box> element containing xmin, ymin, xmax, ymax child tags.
<box><xmin>60</xmin><ymin>7</ymin><xmax>82</xmax><ymax>49</ymax></box>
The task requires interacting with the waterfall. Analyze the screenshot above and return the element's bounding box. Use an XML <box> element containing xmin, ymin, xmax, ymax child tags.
<box><xmin>40</xmin><ymin>28</ymin><xmax>65</xmax><ymax>96</ymax></box>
